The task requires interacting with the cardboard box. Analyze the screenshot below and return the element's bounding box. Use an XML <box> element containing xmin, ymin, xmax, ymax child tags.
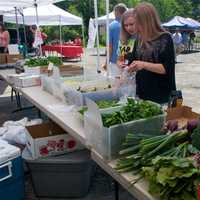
<box><xmin>15</xmin><ymin>75</ymin><xmax>41</xmax><ymax>87</ymax></box>
<box><xmin>0</xmin><ymin>53</ymin><xmax>7</xmax><ymax>64</ymax></box>
<box><xmin>166</xmin><ymin>106</ymin><xmax>200</xmax><ymax>128</ymax></box>
<box><xmin>7</xmin><ymin>73</ymin><xmax>27</xmax><ymax>84</ymax></box>
<box><xmin>7</xmin><ymin>54</ymin><xmax>23</xmax><ymax>64</ymax></box>
<box><xmin>59</xmin><ymin>64</ymin><xmax>83</xmax><ymax>76</ymax></box>
<box><xmin>26</xmin><ymin>122</ymin><xmax>84</xmax><ymax>159</ymax></box>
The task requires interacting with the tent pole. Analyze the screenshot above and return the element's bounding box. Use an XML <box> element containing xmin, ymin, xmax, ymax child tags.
<box><xmin>81</xmin><ymin>21</ymin><xmax>86</xmax><ymax>70</ymax></box>
<box><xmin>81</xmin><ymin>23</ymin><xmax>85</xmax><ymax>48</ymax></box>
<box><xmin>14</xmin><ymin>7</ymin><xmax>20</xmax><ymax>45</ymax></box>
<box><xmin>106</xmin><ymin>0</ymin><xmax>110</xmax><ymax>77</ymax></box>
<box><xmin>21</xmin><ymin>10</ymin><xmax>27</xmax><ymax>46</ymax></box>
<box><xmin>21</xmin><ymin>9</ymin><xmax>27</xmax><ymax>57</ymax></box>
<box><xmin>34</xmin><ymin>1</ymin><xmax>42</xmax><ymax>56</ymax></box>
<box><xmin>94</xmin><ymin>0</ymin><xmax>100</xmax><ymax>73</ymax></box>
<box><xmin>59</xmin><ymin>15</ymin><xmax>63</xmax><ymax>61</ymax></box>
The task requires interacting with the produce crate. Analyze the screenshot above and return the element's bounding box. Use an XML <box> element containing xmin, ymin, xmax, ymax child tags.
<box><xmin>60</xmin><ymin>64</ymin><xmax>83</xmax><ymax>76</ymax></box>
<box><xmin>6</xmin><ymin>54</ymin><xmax>23</xmax><ymax>64</ymax></box>
<box><xmin>84</xmin><ymin>99</ymin><xmax>165</xmax><ymax>160</ymax></box>
<box><xmin>62</xmin><ymin>76</ymin><xmax>118</xmax><ymax>106</ymax></box>
<box><xmin>166</xmin><ymin>106</ymin><xmax>200</xmax><ymax>128</ymax></box>
<box><xmin>0</xmin><ymin>53</ymin><xmax>7</xmax><ymax>64</ymax></box>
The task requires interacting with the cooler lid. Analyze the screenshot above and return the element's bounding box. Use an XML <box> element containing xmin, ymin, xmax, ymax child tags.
<box><xmin>0</xmin><ymin>140</ymin><xmax>21</xmax><ymax>164</ymax></box>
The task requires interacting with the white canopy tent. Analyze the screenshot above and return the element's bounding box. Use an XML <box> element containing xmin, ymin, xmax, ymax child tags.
<box><xmin>97</xmin><ymin>11</ymin><xmax>115</xmax><ymax>25</ymax></box>
<box><xmin>92</xmin><ymin>0</ymin><xmax>110</xmax><ymax>74</ymax></box>
<box><xmin>0</xmin><ymin>6</ymin><xmax>16</xmax><ymax>14</ymax></box>
<box><xmin>0</xmin><ymin>0</ymin><xmax>65</xmax><ymax>54</ymax></box>
<box><xmin>3</xmin><ymin>4</ymin><xmax>82</xmax><ymax>26</ymax></box>
<box><xmin>0</xmin><ymin>0</ymin><xmax>62</xmax><ymax>8</ymax></box>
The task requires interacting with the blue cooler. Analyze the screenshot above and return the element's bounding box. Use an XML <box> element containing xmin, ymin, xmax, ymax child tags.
<box><xmin>0</xmin><ymin>140</ymin><xmax>25</xmax><ymax>200</ymax></box>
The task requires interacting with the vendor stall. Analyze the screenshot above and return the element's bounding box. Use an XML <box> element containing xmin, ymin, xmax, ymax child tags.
<box><xmin>42</xmin><ymin>44</ymin><xmax>83</xmax><ymax>59</ymax></box>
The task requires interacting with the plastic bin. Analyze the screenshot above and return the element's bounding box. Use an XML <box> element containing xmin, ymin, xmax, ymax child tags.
<box><xmin>0</xmin><ymin>140</ymin><xmax>25</xmax><ymax>200</ymax></box>
<box><xmin>25</xmin><ymin>150</ymin><xmax>94</xmax><ymax>198</ymax></box>
<box><xmin>84</xmin><ymin>99</ymin><xmax>165</xmax><ymax>160</ymax></box>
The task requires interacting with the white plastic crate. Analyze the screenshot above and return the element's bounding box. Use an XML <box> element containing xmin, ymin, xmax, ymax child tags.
<box><xmin>84</xmin><ymin>99</ymin><xmax>165</xmax><ymax>160</ymax></box>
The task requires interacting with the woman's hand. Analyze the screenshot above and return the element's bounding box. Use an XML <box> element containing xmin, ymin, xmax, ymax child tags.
<box><xmin>128</xmin><ymin>60</ymin><xmax>166</xmax><ymax>74</ymax></box>
<box><xmin>128</xmin><ymin>60</ymin><xmax>147</xmax><ymax>72</ymax></box>
<box><xmin>117</xmin><ymin>60</ymin><xmax>128</xmax><ymax>69</ymax></box>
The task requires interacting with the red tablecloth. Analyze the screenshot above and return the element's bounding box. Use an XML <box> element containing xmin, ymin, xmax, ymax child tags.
<box><xmin>42</xmin><ymin>45</ymin><xmax>83</xmax><ymax>58</ymax></box>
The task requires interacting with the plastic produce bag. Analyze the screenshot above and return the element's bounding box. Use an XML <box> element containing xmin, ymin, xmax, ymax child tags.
<box><xmin>1</xmin><ymin>118</ymin><xmax>42</xmax><ymax>145</ymax></box>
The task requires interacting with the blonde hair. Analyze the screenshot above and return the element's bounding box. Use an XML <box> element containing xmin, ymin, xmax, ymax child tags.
<box><xmin>120</xmin><ymin>9</ymin><xmax>135</xmax><ymax>44</ymax></box>
<box><xmin>133</xmin><ymin>2</ymin><xmax>164</xmax><ymax>45</ymax></box>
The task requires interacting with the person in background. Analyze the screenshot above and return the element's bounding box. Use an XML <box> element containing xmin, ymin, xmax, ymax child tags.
<box><xmin>26</xmin><ymin>26</ymin><xmax>35</xmax><ymax>52</ymax></box>
<box><xmin>30</xmin><ymin>25</ymin><xmax>47</xmax><ymax>46</ymax></box>
<box><xmin>128</xmin><ymin>2</ymin><xmax>176</xmax><ymax>104</ymax></box>
<box><xmin>189</xmin><ymin>31</ymin><xmax>196</xmax><ymax>51</ymax></box>
<box><xmin>0</xmin><ymin>23</ymin><xmax>10</xmax><ymax>53</ymax></box>
<box><xmin>117</xmin><ymin>9</ymin><xmax>136</xmax><ymax>68</ymax></box>
<box><xmin>40</xmin><ymin>28</ymin><xmax>47</xmax><ymax>45</ymax></box>
<box><xmin>74</xmin><ymin>36</ymin><xmax>82</xmax><ymax>46</ymax></box>
<box><xmin>102</xmin><ymin>3</ymin><xmax>127</xmax><ymax>70</ymax></box>
<box><xmin>172</xmin><ymin>29</ymin><xmax>183</xmax><ymax>59</ymax></box>
<box><xmin>182</xmin><ymin>31</ymin><xmax>189</xmax><ymax>51</ymax></box>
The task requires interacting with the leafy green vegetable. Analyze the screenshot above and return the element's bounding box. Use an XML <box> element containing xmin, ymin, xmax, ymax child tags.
<box><xmin>25</xmin><ymin>57</ymin><xmax>49</xmax><ymax>67</ymax></box>
<box><xmin>25</xmin><ymin>56</ymin><xmax>63</xmax><ymax>67</ymax></box>
<box><xmin>102</xmin><ymin>98</ymin><xmax>162</xmax><ymax>127</ymax></box>
<box><xmin>191</xmin><ymin>124</ymin><xmax>200</xmax><ymax>150</ymax></box>
<box><xmin>78</xmin><ymin>106</ymin><xmax>88</xmax><ymax>115</ymax></box>
<box><xmin>47</xmin><ymin>56</ymin><xmax>63</xmax><ymax>66</ymax></box>
<box><xmin>78</xmin><ymin>100</ymin><xmax>120</xmax><ymax>116</ymax></box>
<box><xmin>96</xmin><ymin>100</ymin><xmax>119</xmax><ymax>109</ymax></box>
<box><xmin>142</xmin><ymin>156</ymin><xmax>200</xmax><ymax>200</ymax></box>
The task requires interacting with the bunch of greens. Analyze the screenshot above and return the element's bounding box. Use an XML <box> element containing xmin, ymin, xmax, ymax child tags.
<box><xmin>78</xmin><ymin>106</ymin><xmax>88</xmax><ymax>115</ymax></box>
<box><xmin>96</xmin><ymin>100</ymin><xmax>119</xmax><ymax>109</ymax></box>
<box><xmin>78</xmin><ymin>99</ymin><xmax>120</xmax><ymax>115</ymax></box>
<box><xmin>25</xmin><ymin>56</ymin><xmax>63</xmax><ymax>67</ymax></box>
<box><xmin>25</xmin><ymin>57</ymin><xmax>49</xmax><ymax>67</ymax></box>
<box><xmin>102</xmin><ymin>98</ymin><xmax>162</xmax><ymax>127</ymax></box>
<box><xmin>47</xmin><ymin>56</ymin><xmax>63</xmax><ymax>66</ymax></box>
<box><xmin>116</xmin><ymin>125</ymin><xmax>200</xmax><ymax>200</ymax></box>
<box><xmin>142</xmin><ymin>156</ymin><xmax>200</xmax><ymax>200</ymax></box>
<box><xmin>116</xmin><ymin>130</ymin><xmax>195</xmax><ymax>173</ymax></box>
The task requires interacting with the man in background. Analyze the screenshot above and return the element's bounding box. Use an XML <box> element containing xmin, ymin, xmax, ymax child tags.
<box><xmin>102</xmin><ymin>3</ymin><xmax>127</xmax><ymax>70</ymax></box>
<box><xmin>172</xmin><ymin>29</ymin><xmax>183</xmax><ymax>62</ymax></box>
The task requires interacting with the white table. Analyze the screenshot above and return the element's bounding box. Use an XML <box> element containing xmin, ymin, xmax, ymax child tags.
<box><xmin>20</xmin><ymin>86</ymin><xmax>86</xmax><ymax>145</ymax></box>
<box><xmin>91</xmin><ymin>150</ymin><xmax>158</xmax><ymax>200</ymax></box>
<box><xmin>0</xmin><ymin>69</ymin><xmax>158</xmax><ymax>200</ymax></box>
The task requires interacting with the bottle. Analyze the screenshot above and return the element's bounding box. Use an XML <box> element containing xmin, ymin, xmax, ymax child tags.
<box><xmin>168</xmin><ymin>90</ymin><xmax>183</xmax><ymax>108</ymax></box>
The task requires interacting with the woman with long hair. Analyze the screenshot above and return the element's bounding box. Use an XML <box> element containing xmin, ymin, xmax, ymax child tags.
<box><xmin>128</xmin><ymin>3</ymin><xmax>176</xmax><ymax>103</ymax></box>
<box><xmin>0</xmin><ymin>23</ymin><xmax>10</xmax><ymax>53</ymax></box>
<box><xmin>117</xmin><ymin>8</ymin><xmax>136</xmax><ymax>68</ymax></box>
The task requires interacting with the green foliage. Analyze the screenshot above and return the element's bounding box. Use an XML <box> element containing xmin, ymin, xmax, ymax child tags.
<box><xmin>41</xmin><ymin>0</ymin><xmax>199</xmax><ymax>46</ymax></box>
<box><xmin>142</xmin><ymin>156</ymin><xmax>200</xmax><ymax>200</ymax></box>
<box><xmin>25</xmin><ymin>56</ymin><xmax>63</xmax><ymax>67</ymax></box>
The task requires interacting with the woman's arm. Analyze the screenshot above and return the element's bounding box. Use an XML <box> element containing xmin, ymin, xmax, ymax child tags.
<box><xmin>128</xmin><ymin>60</ymin><xmax>166</xmax><ymax>74</ymax></box>
<box><xmin>5</xmin><ymin>31</ymin><xmax>10</xmax><ymax>46</ymax></box>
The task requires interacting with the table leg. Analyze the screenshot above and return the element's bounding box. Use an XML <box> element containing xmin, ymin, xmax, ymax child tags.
<box><xmin>114</xmin><ymin>180</ymin><xmax>119</xmax><ymax>200</ymax></box>
<box><xmin>38</xmin><ymin>109</ymin><xmax>41</xmax><ymax>118</ymax></box>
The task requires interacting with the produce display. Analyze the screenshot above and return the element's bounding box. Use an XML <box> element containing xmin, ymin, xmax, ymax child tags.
<box><xmin>63</xmin><ymin>78</ymin><xmax>112</xmax><ymax>93</ymax></box>
<box><xmin>25</xmin><ymin>56</ymin><xmax>63</xmax><ymax>67</ymax></box>
<box><xmin>116</xmin><ymin>120</ymin><xmax>200</xmax><ymax>200</ymax></box>
<box><xmin>101</xmin><ymin>98</ymin><xmax>163</xmax><ymax>127</ymax></box>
